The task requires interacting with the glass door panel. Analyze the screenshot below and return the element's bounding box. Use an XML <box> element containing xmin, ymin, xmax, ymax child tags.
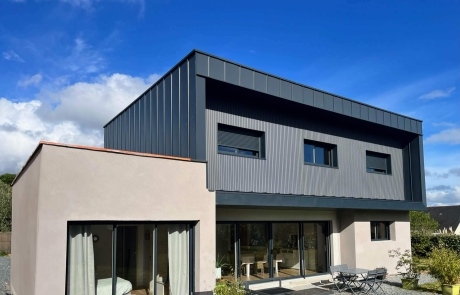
<box><xmin>216</xmin><ymin>224</ymin><xmax>237</xmax><ymax>282</ymax></box>
<box><xmin>303</xmin><ymin>222</ymin><xmax>328</xmax><ymax>275</ymax></box>
<box><xmin>272</xmin><ymin>223</ymin><xmax>300</xmax><ymax>278</ymax></box>
<box><xmin>239</xmin><ymin>223</ymin><xmax>269</xmax><ymax>281</ymax></box>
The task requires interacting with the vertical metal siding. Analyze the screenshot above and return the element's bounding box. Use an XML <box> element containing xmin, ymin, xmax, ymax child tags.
<box><xmin>172</xmin><ymin>68</ymin><xmax>180</xmax><ymax>156</ymax></box>
<box><xmin>157</xmin><ymin>80</ymin><xmax>165</xmax><ymax>155</ymax></box>
<box><xmin>151</xmin><ymin>86</ymin><xmax>158</xmax><ymax>154</ymax></box>
<box><xmin>179</xmin><ymin>62</ymin><xmax>189</xmax><ymax>158</ymax></box>
<box><xmin>145</xmin><ymin>91</ymin><xmax>151</xmax><ymax>153</ymax></box>
<box><xmin>164</xmin><ymin>75</ymin><xmax>172</xmax><ymax>156</ymax></box>
<box><xmin>206</xmin><ymin>97</ymin><xmax>406</xmax><ymax>201</ymax></box>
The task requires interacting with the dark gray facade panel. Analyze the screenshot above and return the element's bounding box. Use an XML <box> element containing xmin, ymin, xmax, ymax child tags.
<box><xmin>225</xmin><ymin>63</ymin><xmax>239</xmax><ymax>85</ymax></box>
<box><xmin>195</xmin><ymin>52</ymin><xmax>208</xmax><ymax>76</ymax></box>
<box><xmin>333</xmin><ymin>97</ymin><xmax>343</xmax><ymax>113</ymax></box>
<box><xmin>209</xmin><ymin>57</ymin><xmax>224</xmax><ymax>81</ymax></box>
<box><xmin>135</xmin><ymin>100</ymin><xmax>140</xmax><ymax>152</ymax></box>
<box><xmin>267</xmin><ymin>76</ymin><xmax>280</xmax><ymax>97</ymax></box>
<box><xmin>151</xmin><ymin>86</ymin><xmax>158</xmax><ymax>154</ymax></box>
<box><xmin>165</xmin><ymin>75</ymin><xmax>172</xmax><ymax>156</ymax></box>
<box><xmin>104</xmin><ymin>127</ymin><xmax>107</xmax><ymax>148</ymax></box>
<box><xmin>376</xmin><ymin>110</ymin><xmax>384</xmax><ymax>124</ymax></box>
<box><xmin>418</xmin><ymin>135</ymin><xmax>427</xmax><ymax>205</ymax></box>
<box><xmin>280</xmin><ymin>80</ymin><xmax>292</xmax><ymax>100</ymax></box>
<box><xmin>402</xmin><ymin>145</ymin><xmax>412</xmax><ymax>201</ymax></box>
<box><xmin>390</xmin><ymin>114</ymin><xmax>398</xmax><ymax>128</ymax></box>
<box><xmin>216</xmin><ymin>191</ymin><xmax>427</xmax><ymax>211</ymax></box>
<box><xmin>397</xmin><ymin>116</ymin><xmax>405</xmax><ymax>130</ymax></box>
<box><xmin>383</xmin><ymin>112</ymin><xmax>391</xmax><ymax>126</ymax></box>
<box><xmin>172</xmin><ymin>68</ymin><xmax>180</xmax><ymax>156</ymax></box>
<box><xmin>351</xmin><ymin>102</ymin><xmax>360</xmax><ymax>118</ymax></box>
<box><xmin>324</xmin><ymin>94</ymin><xmax>333</xmax><ymax>111</ymax></box>
<box><xmin>179</xmin><ymin>62</ymin><xmax>189</xmax><ymax>158</ymax></box>
<box><xmin>240</xmin><ymin>67</ymin><xmax>253</xmax><ymax>89</ymax></box>
<box><xmin>145</xmin><ymin>91</ymin><xmax>151</xmax><ymax>153</ymax></box>
<box><xmin>189</xmin><ymin>55</ymin><xmax>197</xmax><ymax>159</ymax></box>
<box><xmin>410</xmin><ymin>137</ymin><xmax>423</xmax><ymax>202</ymax></box>
<box><xmin>157</xmin><ymin>80</ymin><xmax>165</xmax><ymax>155</ymax></box>
<box><xmin>292</xmin><ymin>84</ymin><xmax>303</xmax><ymax>103</ymax></box>
<box><xmin>140</xmin><ymin>95</ymin><xmax>145</xmax><ymax>153</ymax></box>
<box><xmin>195</xmin><ymin>76</ymin><xmax>207</xmax><ymax>161</ymax></box>
<box><xmin>404</xmin><ymin>118</ymin><xmax>411</xmax><ymax>132</ymax></box>
<box><xmin>118</xmin><ymin>114</ymin><xmax>122</xmax><ymax>149</ymax></box>
<box><xmin>343</xmin><ymin>100</ymin><xmax>351</xmax><ymax>116</ymax></box>
<box><xmin>303</xmin><ymin>88</ymin><xmax>314</xmax><ymax>106</ymax></box>
<box><xmin>360</xmin><ymin>105</ymin><xmax>369</xmax><ymax>120</ymax></box>
<box><xmin>417</xmin><ymin>121</ymin><xmax>422</xmax><ymax>135</ymax></box>
<box><xmin>369</xmin><ymin>108</ymin><xmax>376</xmax><ymax>123</ymax></box>
<box><xmin>410</xmin><ymin>120</ymin><xmax>417</xmax><ymax>133</ymax></box>
<box><xmin>313</xmin><ymin>91</ymin><xmax>324</xmax><ymax>109</ymax></box>
<box><xmin>254</xmin><ymin>72</ymin><xmax>266</xmax><ymax>93</ymax></box>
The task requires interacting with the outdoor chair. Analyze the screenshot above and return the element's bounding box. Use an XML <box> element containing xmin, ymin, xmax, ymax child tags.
<box><xmin>358</xmin><ymin>269</ymin><xmax>386</xmax><ymax>295</ymax></box>
<box><xmin>329</xmin><ymin>265</ymin><xmax>350</xmax><ymax>293</ymax></box>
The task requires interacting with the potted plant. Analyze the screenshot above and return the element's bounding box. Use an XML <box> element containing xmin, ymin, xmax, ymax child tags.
<box><xmin>216</xmin><ymin>254</ymin><xmax>230</xmax><ymax>279</ymax></box>
<box><xmin>388</xmin><ymin>248</ymin><xmax>421</xmax><ymax>290</ymax></box>
<box><xmin>428</xmin><ymin>247</ymin><xmax>460</xmax><ymax>295</ymax></box>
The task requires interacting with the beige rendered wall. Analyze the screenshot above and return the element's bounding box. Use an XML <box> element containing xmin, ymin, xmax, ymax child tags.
<box><xmin>11</xmin><ymin>150</ymin><xmax>42</xmax><ymax>295</ymax></box>
<box><xmin>339</xmin><ymin>210</ymin><xmax>410</xmax><ymax>274</ymax></box>
<box><xmin>12</xmin><ymin>145</ymin><xmax>216</xmax><ymax>295</ymax></box>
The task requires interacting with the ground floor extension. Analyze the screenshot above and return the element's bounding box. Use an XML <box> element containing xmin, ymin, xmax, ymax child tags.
<box><xmin>11</xmin><ymin>142</ymin><xmax>413</xmax><ymax>295</ymax></box>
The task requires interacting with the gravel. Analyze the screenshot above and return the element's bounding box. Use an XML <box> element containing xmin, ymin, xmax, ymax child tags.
<box><xmin>0</xmin><ymin>257</ymin><xmax>11</xmax><ymax>295</ymax></box>
<box><xmin>329</xmin><ymin>274</ymin><xmax>439</xmax><ymax>294</ymax></box>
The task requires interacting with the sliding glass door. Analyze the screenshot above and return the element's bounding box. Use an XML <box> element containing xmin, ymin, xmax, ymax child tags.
<box><xmin>216</xmin><ymin>221</ymin><xmax>330</xmax><ymax>283</ymax></box>
<box><xmin>67</xmin><ymin>222</ymin><xmax>192</xmax><ymax>295</ymax></box>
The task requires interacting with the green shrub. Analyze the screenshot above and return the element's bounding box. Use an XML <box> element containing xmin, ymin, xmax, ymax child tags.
<box><xmin>0</xmin><ymin>182</ymin><xmax>12</xmax><ymax>232</ymax></box>
<box><xmin>0</xmin><ymin>174</ymin><xmax>16</xmax><ymax>186</ymax></box>
<box><xmin>412</xmin><ymin>233</ymin><xmax>460</xmax><ymax>257</ymax></box>
<box><xmin>410</xmin><ymin>211</ymin><xmax>439</xmax><ymax>234</ymax></box>
<box><xmin>428</xmin><ymin>247</ymin><xmax>460</xmax><ymax>285</ymax></box>
<box><xmin>214</xmin><ymin>280</ymin><xmax>245</xmax><ymax>295</ymax></box>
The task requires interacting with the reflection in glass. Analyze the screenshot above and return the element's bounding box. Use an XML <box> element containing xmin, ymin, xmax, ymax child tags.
<box><xmin>239</xmin><ymin>223</ymin><xmax>269</xmax><ymax>281</ymax></box>
<box><xmin>216</xmin><ymin>224</ymin><xmax>237</xmax><ymax>282</ymax></box>
<box><xmin>303</xmin><ymin>222</ymin><xmax>328</xmax><ymax>274</ymax></box>
<box><xmin>272</xmin><ymin>223</ymin><xmax>300</xmax><ymax>278</ymax></box>
<box><xmin>304</xmin><ymin>144</ymin><xmax>314</xmax><ymax>163</ymax></box>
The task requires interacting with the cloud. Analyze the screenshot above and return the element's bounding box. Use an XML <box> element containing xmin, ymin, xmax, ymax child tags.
<box><xmin>17</xmin><ymin>74</ymin><xmax>43</xmax><ymax>88</ymax></box>
<box><xmin>425</xmin><ymin>128</ymin><xmax>460</xmax><ymax>145</ymax></box>
<box><xmin>419</xmin><ymin>87</ymin><xmax>456</xmax><ymax>99</ymax></box>
<box><xmin>425</xmin><ymin>167</ymin><xmax>460</xmax><ymax>178</ymax></box>
<box><xmin>58</xmin><ymin>0</ymin><xmax>145</xmax><ymax>16</ymax></box>
<box><xmin>2</xmin><ymin>50</ymin><xmax>24</xmax><ymax>62</ymax></box>
<box><xmin>432</xmin><ymin>122</ymin><xmax>456</xmax><ymax>128</ymax></box>
<box><xmin>146</xmin><ymin>74</ymin><xmax>161</xmax><ymax>85</ymax></box>
<box><xmin>0</xmin><ymin>72</ymin><xmax>160</xmax><ymax>174</ymax></box>
<box><xmin>62</xmin><ymin>38</ymin><xmax>105</xmax><ymax>74</ymax></box>
<box><xmin>427</xmin><ymin>185</ymin><xmax>460</xmax><ymax>206</ymax></box>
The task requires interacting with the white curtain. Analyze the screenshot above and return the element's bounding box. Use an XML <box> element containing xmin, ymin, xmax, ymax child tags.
<box><xmin>67</xmin><ymin>225</ymin><xmax>96</xmax><ymax>295</ymax></box>
<box><xmin>168</xmin><ymin>224</ymin><xmax>189</xmax><ymax>295</ymax></box>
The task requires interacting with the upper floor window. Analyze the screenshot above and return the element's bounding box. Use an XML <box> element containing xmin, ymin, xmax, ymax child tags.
<box><xmin>366</xmin><ymin>151</ymin><xmax>391</xmax><ymax>175</ymax></box>
<box><xmin>218</xmin><ymin>124</ymin><xmax>265</xmax><ymax>158</ymax></box>
<box><xmin>370</xmin><ymin>221</ymin><xmax>390</xmax><ymax>241</ymax></box>
<box><xmin>304</xmin><ymin>140</ymin><xmax>338</xmax><ymax>168</ymax></box>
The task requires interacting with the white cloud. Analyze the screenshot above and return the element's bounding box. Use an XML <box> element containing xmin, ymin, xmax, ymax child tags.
<box><xmin>17</xmin><ymin>74</ymin><xmax>42</xmax><ymax>88</ymax></box>
<box><xmin>0</xmin><ymin>72</ymin><xmax>159</xmax><ymax>174</ymax></box>
<box><xmin>63</xmin><ymin>38</ymin><xmax>105</xmax><ymax>74</ymax></box>
<box><xmin>426</xmin><ymin>167</ymin><xmax>460</xmax><ymax>178</ymax></box>
<box><xmin>419</xmin><ymin>87</ymin><xmax>456</xmax><ymax>99</ymax></box>
<box><xmin>425</xmin><ymin>128</ymin><xmax>460</xmax><ymax>145</ymax></box>
<box><xmin>146</xmin><ymin>74</ymin><xmax>161</xmax><ymax>85</ymax></box>
<box><xmin>433</xmin><ymin>122</ymin><xmax>456</xmax><ymax>128</ymax></box>
<box><xmin>58</xmin><ymin>0</ymin><xmax>145</xmax><ymax>16</ymax></box>
<box><xmin>427</xmin><ymin>185</ymin><xmax>460</xmax><ymax>206</ymax></box>
<box><xmin>2</xmin><ymin>50</ymin><xmax>24</xmax><ymax>62</ymax></box>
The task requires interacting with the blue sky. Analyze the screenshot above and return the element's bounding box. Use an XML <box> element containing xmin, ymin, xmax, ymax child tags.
<box><xmin>1</xmin><ymin>0</ymin><xmax>459</xmax><ymax>205</ymax></box>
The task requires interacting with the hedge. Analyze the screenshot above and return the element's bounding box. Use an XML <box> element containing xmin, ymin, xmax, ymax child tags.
<box><xmin>412</xmin><ymin>233</ymin><xmax>460</xmax><ymax>257</ymax></box>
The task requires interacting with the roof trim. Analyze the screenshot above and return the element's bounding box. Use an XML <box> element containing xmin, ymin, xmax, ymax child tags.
<box><xmin>11</xmin><ymin>141</ymin><xmax>192</xmax><ymax>186</ymax></box>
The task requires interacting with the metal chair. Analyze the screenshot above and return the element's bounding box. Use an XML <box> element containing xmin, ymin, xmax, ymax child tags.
<box><xmin>359</xmin><ymin>269</ymin><xmax>387</xmax><ymax>295</ymax></box>
<box><xmin>329</xmin><ymin>264</ymin><xmax>348</xmax><ymax>293</ymax></box>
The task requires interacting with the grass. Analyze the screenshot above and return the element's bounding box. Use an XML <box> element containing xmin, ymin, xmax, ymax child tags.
<box><xmin>418</xmin><ymin>281</ymin><xmax>442</xmax><ymax>294</ymax></box>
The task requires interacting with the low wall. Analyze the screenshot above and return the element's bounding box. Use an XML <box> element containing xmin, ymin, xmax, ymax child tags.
<box><xmin>0</xmin><ymin>233</ymin><xmax>11</xmax><ymax>253</ymax></box>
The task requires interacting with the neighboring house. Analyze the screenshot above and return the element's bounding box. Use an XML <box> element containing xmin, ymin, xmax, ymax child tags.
<box><xmin>11</xmin><ymin>50</ymin><xmax>427</xmax><ymax>295</ymax></box>
<box><xmin>428</xmin><ymin>205</ymin><xmax>460</xmax><ymax>235</ymax></box>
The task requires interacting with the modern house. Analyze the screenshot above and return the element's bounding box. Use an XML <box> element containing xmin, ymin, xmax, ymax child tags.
<box><xmin>11</xmin><ymin>50</ymin><xmax>427</xmax><ymax>295</ymax></box>
<box><xmin>428</xmin><ymin>205</ymin><xmax>460</xmax><ymax>234</ymax></box>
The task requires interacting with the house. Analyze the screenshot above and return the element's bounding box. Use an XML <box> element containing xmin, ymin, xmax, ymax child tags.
<box><xmin>428</xmin><ymin>205</ymin><xmax>460</xmax><ymax>234</ymax></box>
<box><xmin>11</xmin><ymin>50</ymin><xmax>427</xmax><ymax>295</ymax></box>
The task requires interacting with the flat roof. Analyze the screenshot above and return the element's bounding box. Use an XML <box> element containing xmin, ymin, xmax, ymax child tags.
<box><xmin>11</xmin><ymin>141</ymin><xmax>192</xmax><ymax>186</ymax></box>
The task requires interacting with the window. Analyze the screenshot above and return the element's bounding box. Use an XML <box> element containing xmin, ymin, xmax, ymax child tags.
<box><xmin>218</xmin><ymin>124</ymin><xmax>265</xmax><ymax>158</ymax></box>
<box><xmin>366</xmin><ymin>151</ymin><xmax>391</xmax><ymax>174</ymax></box>
<box><xmin>304</xmin><ymin>140</ymin><xmax>338</xmax><ymax>167</ymax></box>
<box><xmin>370</xmin><ymin>221</ymin><xmax>390</xmax><ymax>241</ymax></box>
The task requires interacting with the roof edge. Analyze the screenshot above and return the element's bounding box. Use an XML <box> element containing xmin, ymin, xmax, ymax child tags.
<box><xmin>11</xmin><ymin>141</ymin><xmax>193</xmax><ymax>186</ymax></box>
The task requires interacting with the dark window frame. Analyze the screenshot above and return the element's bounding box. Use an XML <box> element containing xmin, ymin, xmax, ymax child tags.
<box><xmin>217</xmin><ymin>124</ymin><xmax>265</xmax><ymax>159</ymax></box>
<box><xmin>370</xmin><ymin>221</ymin><xmax>390</xmax><ymax>241</ymax></box>
<box><xmin>304</xmin><ymin>139</ymin><xmax>338</xmax><ymax>168</ymax></box>
<box><xmin>366</xmin><ymin>151</ymin><xmax>392</xmax><ymax>175</ymax></box>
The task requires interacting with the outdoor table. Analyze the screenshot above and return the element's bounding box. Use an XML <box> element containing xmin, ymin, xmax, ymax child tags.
<box><xmin>340</xmin><ymin>268</ymin><xmax>369</xmax><ymax>294</ymax></box>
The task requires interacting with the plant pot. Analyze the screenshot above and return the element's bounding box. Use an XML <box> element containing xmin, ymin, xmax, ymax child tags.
<box><xmin>441</xmin><ymin>284</ymin><xmax>460</xmax><ymax>295</ymax></box>
<box><xmin>216</xmin><ymin>267</ymin><xmax>222</xmax><ymax>279</ymax></box>
<box><xmin>401</xmin><ymin>278</ymin><xmax>419</xmax><ymax>290</ymax></box>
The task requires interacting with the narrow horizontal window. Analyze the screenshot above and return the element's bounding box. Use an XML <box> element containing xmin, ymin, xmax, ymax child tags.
<box><xmin>218</xmin><ymin>124</ymin><xmax>265</xmax><ymax>159</ymax></box>
<box><xmin>366</xmin><ymin>151</ymin><xmax>391</xmax><ymax>175</ymax></box>
<box><xmin>370</xmin><ymin>221</ymin><xmax>390</xmax><ymax>241</ymax></box>
<box><xmin>304</xmin><ymin>140</ymin><xmax>337</xmax><ymax>168</ymax></box>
